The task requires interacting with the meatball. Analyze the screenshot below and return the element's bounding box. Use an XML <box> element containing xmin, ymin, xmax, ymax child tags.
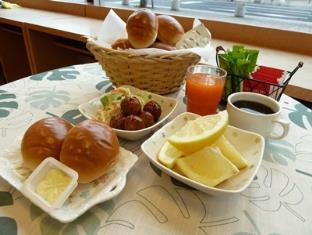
<box><xmin>110</xmin><ymin>113</ymin><xmax>126</xmax><ymax>130</ymax></box>
<box><xmin>140</xmin><ymin>111</ymin><xmax>155</xmax><ymax>127</ymax></box>
<box><xmin>143</xmin><ymin>100</ymin><xmax>162</xmax><ymax>121</ymax></box>
<box><xmin>121</xmin><ymin>96</ymin><xmax>142</xmax><ymax>116</ymax></box>
<box><xmin>124</xmin><ymin>115</ymin><xmax>145</xmax><ymax>130</ymax></box>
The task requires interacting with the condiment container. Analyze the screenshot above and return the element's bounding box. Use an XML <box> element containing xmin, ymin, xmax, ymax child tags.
<box><xmin>21</xmin><ymin>157</ymin><xmax>78</xmax><ymax>212</ymax></box>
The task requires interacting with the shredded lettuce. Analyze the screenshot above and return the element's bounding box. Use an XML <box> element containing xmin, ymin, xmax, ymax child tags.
<box><xmin>100</xmin><ymin>87</ymin><xmax>131</xmax><ymax>107</ymax></box>
<box><xmin>100</xmin><ymin>96</ymin><xmax>109</xmax><ymax>106</ymax></box>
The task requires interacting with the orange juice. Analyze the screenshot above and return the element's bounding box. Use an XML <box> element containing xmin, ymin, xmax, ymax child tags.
<box><xmin>186</xmin><ymin>73</ymin><xmax>225</xmax><ymax>115</ymax></box>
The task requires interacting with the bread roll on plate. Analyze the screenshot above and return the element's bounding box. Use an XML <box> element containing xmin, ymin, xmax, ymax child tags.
<box><xmin>126</xmin><ymin>9</ymin><xmax>158</xmax><ymax>49</ymax></box>
<box><xmin>60</xmin><ymin>120</ymin><xmax>120</xmax><ymax>183</ymax></box>
<box><xmin>21</xmin><ymin>117</ymin><xmax>73</xmax><ymax>170</ymax></box>
<box><xmin>157</xmin><ymin>15</ymin><xmax>184</xmax><ymax>46</ymax></box>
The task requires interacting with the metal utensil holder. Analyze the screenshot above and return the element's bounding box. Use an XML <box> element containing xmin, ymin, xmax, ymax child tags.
<box><xmin>216</xmin><ymin>46</ymin><xmax>304</xmax><ymax>101</ymax></box>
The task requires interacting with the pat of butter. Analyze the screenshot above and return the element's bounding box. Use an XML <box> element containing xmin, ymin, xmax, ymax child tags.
<box><xmin>36</xmin><ymin>168</ymin><xmax>71</xmax><ymax>204</ymax></box>
<box><xmin>22</xmin><ymin>157</ymin><xmax>78</xmax><ymax>212</ymax></box>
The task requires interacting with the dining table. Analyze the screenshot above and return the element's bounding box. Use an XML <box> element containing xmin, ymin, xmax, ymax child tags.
<box><xmin>0</xmin><ymin>62</ymin><xmax>311</xmax><ymax>235</ymax></box>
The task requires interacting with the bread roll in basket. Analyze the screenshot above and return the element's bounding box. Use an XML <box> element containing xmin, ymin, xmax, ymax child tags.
<box><xmin>86</xmin><ymin>11</ymin><xmax>211</xmax><ymax>95</ymax></box>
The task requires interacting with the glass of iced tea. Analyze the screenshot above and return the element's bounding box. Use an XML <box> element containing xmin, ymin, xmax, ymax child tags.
<box><xmin>185</xmin><ymin>65</ymin><xmax>227</xmax><ymax>115</ymax></box>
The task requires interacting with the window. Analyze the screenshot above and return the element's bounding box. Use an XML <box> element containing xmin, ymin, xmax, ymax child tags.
<box><xmin>97</xmin><ymin>0</ymin><xmax>312</xmax><ymax>25</ymax></box>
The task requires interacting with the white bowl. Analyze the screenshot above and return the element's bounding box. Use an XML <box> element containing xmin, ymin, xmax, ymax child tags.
<box><xmin>141</xmin><ymin>112</ymin><xmax>265</xmax><ymax>196</ymax></box>
<box><xmin>21</xmin><ymin>157</ymin><xmax>78</xmax><ymax>213</ymax></box>
<box><xmin>79</xmin><ymin>85</ymin><xmax>178</xmax><ymax>141</ymax></box>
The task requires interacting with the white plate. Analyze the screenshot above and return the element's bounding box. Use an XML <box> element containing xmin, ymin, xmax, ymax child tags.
<box><xmin>0</xmin><ymin>142</ymin><xmax>138</xmax><ymax>223</ymax></box>
<box><xmin>78</xmin><ymin>85</ymin><xmax>178</xmax><ymax>140</ymax></box>
<box><xmin>22</xmin><ymin>157</ymin><xmax>79</xmax><ymax>212</ymax></box>
<box><xmin>141</xmin><ymin>112</ymin><xmax>265</xmax><ymax>196</ymax></box>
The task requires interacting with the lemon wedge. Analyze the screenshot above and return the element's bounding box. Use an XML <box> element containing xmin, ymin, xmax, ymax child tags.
<box><xmin>158</xmin><ymin>141</ymin><xmax>184</xmax><ymax>168</ymax></box>
<box><xmin>168</xmin><ymin>111</ymin><xmax>228</xmax><ymax>154</ymax></box>
<box><xmin>175</xmin><ymin>146</ymin><xmax>239</xmax><ymax>187</ymax></box>
<box><xmin>212</xmin><ymin>135</ymin><xmax>248</xmax><ymax>170</ymax></box>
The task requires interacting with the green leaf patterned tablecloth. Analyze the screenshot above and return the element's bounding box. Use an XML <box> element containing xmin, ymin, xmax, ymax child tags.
<box><xmin>0</xmin><ymin>63</ymin><xmax>311</xmax><ymax>235</ymax></box>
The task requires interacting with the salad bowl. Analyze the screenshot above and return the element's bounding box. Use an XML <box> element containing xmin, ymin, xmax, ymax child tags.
<box><xmin>79</xmin><ymin>85</ymin><xmax>178</xmax><ymax>140</ymax></box>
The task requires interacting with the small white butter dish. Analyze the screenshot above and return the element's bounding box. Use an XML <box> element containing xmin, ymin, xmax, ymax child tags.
<box><xmin>21</xmin><ymin>157</ymin><xmax>78</xmax><ymax>212</ymax></box>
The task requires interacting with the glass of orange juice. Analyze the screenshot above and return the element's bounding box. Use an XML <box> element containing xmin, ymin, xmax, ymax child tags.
<box><xmin>185</xmin><ymin>65</ymin><xmax>227</xmax><ymax>115</ymax></box>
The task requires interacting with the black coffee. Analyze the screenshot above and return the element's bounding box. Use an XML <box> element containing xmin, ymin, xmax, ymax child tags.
<box><xmin>233</xmin><ymin>100</ymin><xmax>275</xmax><ymax>114</ymax></box>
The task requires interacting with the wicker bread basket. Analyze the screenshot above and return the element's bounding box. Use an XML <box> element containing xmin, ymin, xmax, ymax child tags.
<box><xmin>86</xmin><ymin>39</ymin><xmax>201</xmax><ymax>94</ymax></box>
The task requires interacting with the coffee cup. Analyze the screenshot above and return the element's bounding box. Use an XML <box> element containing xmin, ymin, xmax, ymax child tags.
<box><xmin>226</xmin><ymin>92</ymin><xmax>289</xmax><ymax>139</ymax></box>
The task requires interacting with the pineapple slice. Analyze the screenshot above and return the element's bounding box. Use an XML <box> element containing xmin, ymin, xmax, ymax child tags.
<box><xmin>213</xmin><ymin>135</ymin><xmax>248</xmax><ymax>169</ymax></box>
<box><xmin>175</xmin><ymin>146</ymin><xmax>239</xmax><ymax>187</ymax></box>
<box><xmin>158</xmin><ymin>141</ymin><xmax>184</xmax><ymax>168</ymax></box>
